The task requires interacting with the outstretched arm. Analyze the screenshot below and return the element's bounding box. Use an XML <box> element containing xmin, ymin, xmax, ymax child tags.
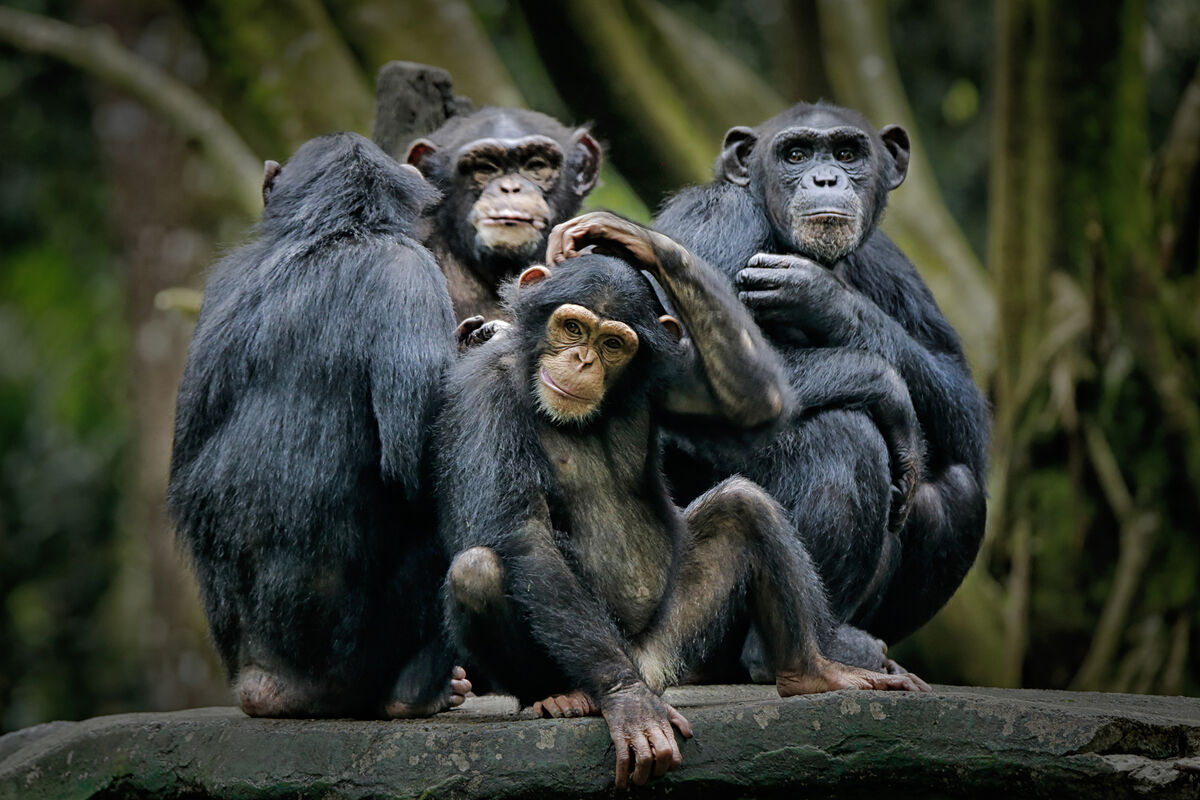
<box><xmin>500</xmin><ymin>512</ymin><xmax>692</xmax><ymax>789</ymax></box>
<box><xmin>547</xmin><ymin>211</ymin><xmax>792</xmax><ymax>429</ymax></box>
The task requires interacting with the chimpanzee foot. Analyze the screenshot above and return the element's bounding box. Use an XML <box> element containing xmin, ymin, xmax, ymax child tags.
<box><xmin>385</xmin><ymin>666</ymin><xmax>473</xmax><ymax>718</ymax></box>
<box><xmin>533</xmin><ymin>690</ymin><xmax>600</xmax><ymax>718</ymax></box>
<box><xmin>776</xmin><ymin>656</ymin><xmax>931</xmax><ymax>696</ymax></box>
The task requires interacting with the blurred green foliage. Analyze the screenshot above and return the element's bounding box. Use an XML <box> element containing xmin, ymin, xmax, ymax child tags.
<box><xmin>0</xmin><ymin>38</ymin><xmax>136</xmax><ymax>730</ymax></box>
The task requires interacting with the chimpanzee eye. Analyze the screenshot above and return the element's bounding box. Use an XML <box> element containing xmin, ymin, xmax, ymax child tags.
<box><xmin>786</xmin><ymin>147</ymin><xmax>808</xmax><ymax>163</ymax></box>
<box><xmin>474</xmin><ymin>160</ymin><xmax>501</xmax><ymax>179</ymax></box>
<box><xmin>603</xmin><ymin>337</ymin><xmax>623</xmax><ymax>351</ymax></box>
<box><xmin>835</xmin><ymin>148</ymin><xmax>857</xmax><ymax>163</ymax></box>
<box><xmin>564</xmin><ymin>320</ymin><xmax>583</xmax><ymax>336</ymax></box>
<box><xmin>526</xmin><ymin>157</ymin><xmax>548</xmax><ymax>171</ymax></box>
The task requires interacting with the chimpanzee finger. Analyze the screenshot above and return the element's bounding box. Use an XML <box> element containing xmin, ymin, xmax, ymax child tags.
<box><xmin>614</xmin><ymin>739</ymin><xmax>632</xmax><ymax>789</ymax></box>
<box><xmin>734</xmin><ymin>267</ymin><xmax>788</xmax><ymax>291</ymax></box>
<box><xmin>630</xmin><ymin>735</ymin><xmax>654</xmax><ymax>786</ymax></box>
<box><xmin>545</xmin><ymin>222</ymin><xmax>572</xmax><ymax>265</ymax></box>
<box><xmin>455</xmin><ymin>315</ymin><xmax>484</xmax><ymax>342</ymax></box>
<box><xmin>666</xmin><ymin>704</ymin><xmax>693</xmax><ymax>739</ymax></box>
<box><xmin>648</xmin><ymin>726</ymin><xmax>677</xmax><ymax>777</ymax></box>
<box><xmin>738</xmin><ymin>292</ymin><xmax>797</xmax><ymax>323</ymax></box>
<box><xmin>872</xmin><ymin>672</ymin><xmax>929</xmax><ymax>692</ymax></box>
<box><xmin>746</xmin><ymin>252</ymin><xmax>814</xmax><ymax>270</ymax></box>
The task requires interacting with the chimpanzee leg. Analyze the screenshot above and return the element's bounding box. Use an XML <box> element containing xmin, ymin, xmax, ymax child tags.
<box><xmin>753</xmin><ymin>410</ymin><xmax>896</xmax><ymax>623</ymax></box>
<box><xmin>634</xmin><ymin>477</ymin><xmax>926</xmax><ymax>695</ymax></box>
<box><xmin>444</xmin><ymin>546</ymin><xmax>573</xmax><ymax>706</ymax></box>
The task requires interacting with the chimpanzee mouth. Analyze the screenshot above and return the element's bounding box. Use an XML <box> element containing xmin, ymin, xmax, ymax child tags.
<box><xmin>801</xmin><ymin>210</ymin><xmax>856</xmax><ymax>221</ymax></box>
<box><xmin>539</xmin><ymin>368</ymin><xmax>593</xmax><ymax>402</ymax></box>
<box><xmin>479</xmin><ymin>212</ymin><xmax>548</xmax><ymax>230</ymax></box>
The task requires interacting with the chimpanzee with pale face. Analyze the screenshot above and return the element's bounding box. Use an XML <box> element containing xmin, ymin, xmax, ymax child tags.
<box><xmin>405</xmin><ymin>107</ymin><xmax>601</xmax><ymax>322</ymax></box>
<box><xmin>435</xmin><ymin>212</ymin><xmax>928</xmax><ymax>789</ymax></box>
<box><xmin>656</xmin><ymin>102</ymin><xmax>990</xmax><ymax>654</ymax></box>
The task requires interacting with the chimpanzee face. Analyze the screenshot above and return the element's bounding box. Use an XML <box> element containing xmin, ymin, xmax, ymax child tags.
<box><xmin>764</xmin><ymin>124</ymin><xmax>877</xmax><ymax>264</ymax></box>
<box><xmin>511</xmin><ymin>260</ymin><xmax>680</xmax><ymax>426</ymax></box>
<box><xmin>716</xmin><ymin>104</ymin><xmax>910</xmax><ymax>266</ymax></box>
<box><xmin>405</xmin><ymin>109</ymin><xmax>601</xmax><ymax>276</ymax></box>
<box><xmin>454</xmin><ymin>135</ymin><xmax>564</xmax><ymax>255</ymax></box>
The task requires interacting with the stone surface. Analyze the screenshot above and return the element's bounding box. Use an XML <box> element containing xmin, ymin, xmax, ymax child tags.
<box><xmin>2</xmin><ymin>685</ymin><xmax>1198</xmax><ymax>799</ymax></box>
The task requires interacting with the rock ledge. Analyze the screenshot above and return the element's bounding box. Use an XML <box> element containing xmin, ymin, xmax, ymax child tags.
<box><xmin>2</xmin><ymin>685</ymin><xmax>1198</xmax><ymax>799</ymax></box>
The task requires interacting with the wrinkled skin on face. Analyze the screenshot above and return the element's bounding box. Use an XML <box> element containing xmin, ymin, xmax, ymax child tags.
<box><xmin>405</xmin><ymin>109</ymin><xmax>601</xmax><ymax>292</ymax></box>
<box><xmin>458</xmin><ymin>135</ymin><xmax>561</xmax><ymax>255</ymax></box>
<box><xmin>718</xmin><ymin>108</ymin><xmax>910</xmax><ymax>266</ymax></box>
<box><xmin>534</xmin><ymin>302</ymin><xmax>639</xmax><ymax>423</ymax></box>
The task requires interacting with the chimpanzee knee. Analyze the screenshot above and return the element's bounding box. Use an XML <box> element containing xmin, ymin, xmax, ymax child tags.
<box><xmin>701</xmin><ymin>476</ymin><xmax>788</xmax><ymax>536</ymax></box>
<box><xmin>448</xmin><ymin>546</ymin><xmax>504</xmax><ymax>615</ymax></box>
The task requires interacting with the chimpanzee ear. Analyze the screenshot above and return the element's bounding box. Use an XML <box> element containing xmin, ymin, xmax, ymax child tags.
<box><xmin>879</xmin><ymin>125</ymin><xmax>910</xmax><ymax>190</ymax></box>
<box><xmin>716</xmin><ymin>127</ymin><xmax>757</xmax><ymax>187</ymax></box>
<box><xmin>262</xmin><ymin>160</ymin><xmax>282</xmax><ymax>205</ymax></box>
<box><xmin>571</xmin><ymin>130</ymin><xmax>602</xmax><ymax>196</ymax></box>
<box><xmin>658</xmin><ymin>314</ymin><xmax>683</xmax><ymax>342</ymax></box>
<box><xmin>404</xmin><ymin>139</ymin><xmax>437</xmax><ymax>173</ymax></box>
<box><xmin>519</xmin><ymin>265</ymin><xmax>552</xmax><ymax>289</ymax></box>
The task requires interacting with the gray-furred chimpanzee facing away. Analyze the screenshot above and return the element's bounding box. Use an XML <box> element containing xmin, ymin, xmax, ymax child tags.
<box><xmin>403</xmin><ymin>107</ymin><xmax>601</xmax><ymax>321</ymax></box>
<box><xmin>167</xmin><ymin>132</ymin><xmax>470</xmax><ymax>719</ymax></box>
<box><xmin>655</xmin><ymin>101</ymin><xmax>990</xmax><ymax>654</ymax></box>
<box><xmin>435</xmin><ymin>212</ymin><xmax>929</xmax><ymax>789</ymax></box>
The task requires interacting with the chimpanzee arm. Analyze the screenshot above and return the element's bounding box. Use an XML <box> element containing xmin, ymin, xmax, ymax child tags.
<box><xmin>498</xmin><ymin>513</ymin><xmax>648</xmax><ymax>696</ymax></box>
<box><xmin>733</xmin><ymin>249</ymin><xmax>988</xmax><ymax>476</ymax></box>
<box><xmin>735</xmin><ymin>246</ymin><xmax>989</xmax><ymax>640</ymax></box>
<box><xmin>365</xmin><ymin>239</ymin><xmax>456</xmax><ymax>502</ymax></box>
<box><xmin>474</xmin><ymin>499</ymin><xmax>692</xmax><ymax>787</ymax></box>
<box><xmin>546</xmin><ymin>211</ymin><xmax>792</xmax><ymax>428</ymax></box>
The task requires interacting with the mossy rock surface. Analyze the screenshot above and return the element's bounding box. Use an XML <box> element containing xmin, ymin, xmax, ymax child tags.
<box><xmin>2</xmin><ymin>685</ymin><xmax>1198</xmax><ymax>799</ymax></box>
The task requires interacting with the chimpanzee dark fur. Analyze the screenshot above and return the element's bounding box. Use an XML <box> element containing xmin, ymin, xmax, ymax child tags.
<box><xmin>656</xmin><ymin>101</ymin><xmax>990</xmax><ymax>645</ymax></box>
<box><xmin>167</xmin><ymin>132</ymin><xmax>458</xmax><ymax>717</ymax></box>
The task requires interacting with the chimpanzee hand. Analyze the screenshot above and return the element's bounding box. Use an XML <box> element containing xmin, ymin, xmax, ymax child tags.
<box><xmin>455</xmin><ymin>315</ymin><xmax>511</xmax><ymax>351</ymax></box>
<box><xmin>599</xmin><ymin>683</ymin><xmax>693</xmax><ymax>789</ymax></box>
<box><xmin>546</xmin><ymin>211</ymin><xmax>685</xmax><ymax>275</ymax></box>
<box><xmin>734</xmin><ymin>253</ymin><xmax>857</xmax><ymax>341</ymax></box>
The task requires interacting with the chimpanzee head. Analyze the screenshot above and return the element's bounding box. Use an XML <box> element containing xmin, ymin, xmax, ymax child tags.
<box><xmin>716</xmin><ymin>102</ymin><xmax>910</xmax><ymax>265</ymax></box>
<box><xmin>405</xmin><ymin>108</ymin><xmax>602</xmax><ymax>281</ymax></box>
<box><xmin>260</xmin><ymin>131</ymin><xmax>439</xmax><ymax>241</ymax></box>
<box><xmin>506</xmin><ymin>255</ymin><xmax>681</xmax><ymax>425</ymax></box>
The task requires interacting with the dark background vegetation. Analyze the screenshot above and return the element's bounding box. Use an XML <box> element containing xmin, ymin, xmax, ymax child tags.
<box><xmin>0</xmin><ymin>0</ymin><xmax>1197</xmax><ymax>733</ymax></box>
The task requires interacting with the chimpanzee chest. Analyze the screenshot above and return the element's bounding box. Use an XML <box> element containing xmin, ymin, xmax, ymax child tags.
<box><xmin>540</xmin><ymin>423</ymin><xmax>673</xmax><ymax>635</ymax></box>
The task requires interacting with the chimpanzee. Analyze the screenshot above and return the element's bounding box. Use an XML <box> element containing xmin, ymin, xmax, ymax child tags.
<box><xmin>404</xmin><ymin>107</ymin><xmax>601</xmax><ymax>321</ymax></box>
<box><xmin>435</xmin><ymin>212</ymin><xmax>929</xmax><ymax>789</ymax></box>
<box><xmin>655</xmin><ymin>101</ymin><xmax>990</xmax><ymax>648</ymax></box>
<box><xmin>167</xmin><ymin>132</ymin><xmax>470</xmax><ymax>718</ymax></box>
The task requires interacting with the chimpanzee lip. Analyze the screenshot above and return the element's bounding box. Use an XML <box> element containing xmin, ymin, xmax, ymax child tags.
<box><xmin>801</xmin><ymin>210</ymin><xmax>855</xmax><ymax>219</ymax></box>
<box><xmin>540</xmin><ymin>368</ymin><xmax>593</xmax><ymax>402</ymax></box>
<box><xmin>479</xmin><ymin>211</ymin><xmax>548</xmax><ymax>229</ymax></box>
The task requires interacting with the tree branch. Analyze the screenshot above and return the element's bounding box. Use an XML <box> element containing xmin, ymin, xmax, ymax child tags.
<box><xmin>0</xmin><ymin>6</ymin><xmax>261</xmax><ymax>218</ymax></box>
<box><xmin>1070</xmin><ymin>421</ymin><xmax>1159</xmax><ymax>691</ymax></box>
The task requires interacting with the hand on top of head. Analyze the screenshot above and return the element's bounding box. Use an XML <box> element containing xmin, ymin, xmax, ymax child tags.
<box><xmin>545</xmin><ymin>211</ymin><xmax>673</xmax><ymax>273</ymax></box>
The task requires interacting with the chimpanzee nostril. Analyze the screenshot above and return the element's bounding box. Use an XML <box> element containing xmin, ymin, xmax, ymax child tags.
<box><xmin>812</xmin><ymin>170</ymin><xmax>839</xmax><ymax>188</ymax></box>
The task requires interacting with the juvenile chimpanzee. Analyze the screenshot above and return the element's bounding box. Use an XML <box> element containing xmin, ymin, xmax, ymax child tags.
<box><xmin>404</xmin><ymin>107</ymin><xmax>601</xmax><ymax>320</ymax></box>
<box><xmin>435</xmin><ymin>212</ymin><xmax>928</xmax><ymax>789</ymax></box>
<box><xmin>167</xmin><ymin>132</ymin><xmax>470</xmax><ymax>718</ymax></box>
<box><xmin>655</xmin><ymin>102</ymin><xmax>990</xmax><ymax>647</ymax></box>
